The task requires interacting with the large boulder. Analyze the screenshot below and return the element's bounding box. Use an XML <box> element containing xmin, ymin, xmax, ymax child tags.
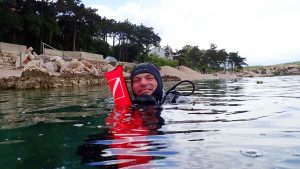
<box><xmin>44</xmin><ymin>62</ymin><xmax>58</xmax><ymax>73</ymax></box>
<box><xmin>21</xmin><ymin>69</ymin><xmax>50</xmax><ymax>77</ymax></box>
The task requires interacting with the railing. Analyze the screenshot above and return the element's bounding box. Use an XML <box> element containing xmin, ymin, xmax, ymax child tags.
<box><xmin>41</xmin><ymin>42</ymin><xmax>72</xmax><ymax>60</ymax></box>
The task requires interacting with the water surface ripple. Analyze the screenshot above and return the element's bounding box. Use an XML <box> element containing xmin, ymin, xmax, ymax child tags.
<box><xmin>0</xmin><ymin>76</ymin><xmax>300</xmax><ymax>169</ymax></box>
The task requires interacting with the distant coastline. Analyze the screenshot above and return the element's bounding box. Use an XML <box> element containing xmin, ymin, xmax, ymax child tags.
<box><xmin>1</xmin><ymin>63</ymin><xmax>300</xmax><ymax>90</ymax></box>
<box><xmin>1</xmin><ymin>42</ymin><xmax>300</xmax><ymax>90</ymax></box>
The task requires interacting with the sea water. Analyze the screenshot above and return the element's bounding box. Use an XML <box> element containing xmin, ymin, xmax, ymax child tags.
<box><xmin>0</xmin><ymin>75</ymin><xmax>300</xmax><ymax>169</ymax></box>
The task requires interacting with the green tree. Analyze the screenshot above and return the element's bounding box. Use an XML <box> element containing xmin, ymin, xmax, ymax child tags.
<box><xmin>216</xmin><ymin>49</ymin><xmax>228</xmax><ymax>69</ymax></box>
<box><xmin>0</xmin><ymin>1</ymin><xmax>23</xmax><ymax>43</ymax></box>
<box><xmin>228</xmin><ymin>52</ymin><xmax>247</xmax><ymax>69</ymax></box>
<box><xmin>175</xmin><ymin>43</ymin><xmax>247</xmax><ymax>72</ymax></box>
<box><xmin>164</xmin><ymin>45</ymin><xmax>173</xmax><ymax>58</ymax></box>
<box><xmin>173</xmin><ymin>45</ymin><xmax>191</xmax><ymax>69</ymax></box>
<box><xmin>56</xmin><ymin>0</ymin><xmax>100</xmax><ymax>51</ymax></box>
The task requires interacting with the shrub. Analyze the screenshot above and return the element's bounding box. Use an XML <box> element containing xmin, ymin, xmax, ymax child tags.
<box><xmin>147</xmin><ymin>54</ymin><xmax>178</xmax><ymax>68</ymax></box>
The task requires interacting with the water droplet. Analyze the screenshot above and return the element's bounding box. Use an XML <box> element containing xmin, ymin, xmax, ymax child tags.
<box><xmin>38</xmin><ymin>134</ymin><xmax>43</xmax><ymax>136</ymax></box>
<box><xmin>17</xmin><ymin>158</ymin><xmax>22</xmax><ymax>161</ymax></box>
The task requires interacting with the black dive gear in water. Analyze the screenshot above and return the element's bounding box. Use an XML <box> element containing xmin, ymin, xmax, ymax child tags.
<box><xmin>132</xmin><ymin>94</ymin><xmax>158</xmax><ymax>106</ymax></box>
<box><xmin>161</xmin><ymin>80</ymin><xmax>196</xmax><ymax>104</ymax></box>
<box><xmin>132</xmin><ymin>80</ymin><xmax>196</xmax><ymax>105</ymax></box>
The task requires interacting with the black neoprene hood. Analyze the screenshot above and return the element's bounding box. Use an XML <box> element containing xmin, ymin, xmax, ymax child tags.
<box><xmin>130</xmin><ymin>63</ymin><xmax>163</xmax><ymax>102</ymax></box>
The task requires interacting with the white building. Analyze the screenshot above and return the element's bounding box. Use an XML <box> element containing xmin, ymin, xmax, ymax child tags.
<box><xmin>149</xmin><ymin>47</ymin><xmax>166</xmax><ymax>58</ymax></box>
<box><xmin>149</xmin><ymin>46</ymin><xmax>174</xmax><ymax>60</ymax></box>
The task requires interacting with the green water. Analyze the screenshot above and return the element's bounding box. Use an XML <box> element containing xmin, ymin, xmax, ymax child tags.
<box><xmin>1</xmin><ymin>76</ymin><xmax>300</xmax><ymax>169</ymax></box>
<box><xmin>0</xmin><ymin>87</ymin><xmax>111</xmax><ymax>169</ymax></box>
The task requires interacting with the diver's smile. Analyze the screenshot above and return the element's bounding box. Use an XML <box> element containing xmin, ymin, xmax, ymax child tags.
<box><xmin>132</xmin><ymin>73</ymin><xmax>158</xmax><ymax>96</ymax></box>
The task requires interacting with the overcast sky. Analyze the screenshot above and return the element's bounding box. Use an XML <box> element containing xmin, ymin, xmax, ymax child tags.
<box><xmin>82</xmin><ymin>0</ymin><xmax>300</xmax><ymax>66</ymax></box>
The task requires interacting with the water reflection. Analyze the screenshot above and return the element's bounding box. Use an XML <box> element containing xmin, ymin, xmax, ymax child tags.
<box><xmin>1</xmin><ymin>76</ymin><xmax>300</xmax><ymax>169</ymax></box>
<box><xmin>77</xmin><ymin>105</ymin><xmax>166</xmax><ymax>168</ymax></box>
<box><xmin>0</xmin><ymin>86</ymin><xmax>112</xmax><ymax>129</ymax></box>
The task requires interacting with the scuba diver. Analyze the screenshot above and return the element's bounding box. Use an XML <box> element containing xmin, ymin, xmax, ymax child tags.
<box><xmin>77</xmin><ymin>63</ymin><xmax>195</xmax><ymax>168</ymax></box>
<box><xmin>131</xmin><ymin>62</ymin><xmax>195</xmax><ymax>105</ymax></box>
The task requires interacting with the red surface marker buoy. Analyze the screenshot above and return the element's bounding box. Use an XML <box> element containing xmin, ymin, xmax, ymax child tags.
<box><xmin>104</xmin><ymin>65</ymin><xmax>132</xmax><ymax>106</ymax></box>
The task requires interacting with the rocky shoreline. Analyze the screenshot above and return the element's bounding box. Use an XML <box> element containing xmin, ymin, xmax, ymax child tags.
<box><xmin>237</xmin><ymin>64</ymin><xmax>300</xmax><ymax>77</ymax></box>
<box><xmin>0</xmin><ymin>46</ymin><xmax>124</xmax><ymax>90</ymax></box>
<box><xmin>1</xmin><ymin>64</ymin><xmax>300</xmax><ymax>90</ymax></box>
<box><xmin>0</xmin><ymin>69</ymin><xmax>104</xmax><ymax>90</ymax></box>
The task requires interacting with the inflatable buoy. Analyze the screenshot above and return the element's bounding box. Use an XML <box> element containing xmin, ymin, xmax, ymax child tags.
<box><xmin>104</xmin><ymin>65</ymin><xmax>132</xmax><ymax>106</ymax></box>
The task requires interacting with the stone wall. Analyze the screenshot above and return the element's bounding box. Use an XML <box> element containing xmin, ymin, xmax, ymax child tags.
<box><xmin>0</xmin><ymin>51</ymin><xmax>22</xmax><ymax>68</ymax></box>
<box><xmin>0</xmin><ymin>42</ymin><xmax>27</xmax><ymax>54</ymax></box>
<box><xmin>0</xmin><ymin>42</ymin><xmax>27</xmax><ymax>68</ymax></box>
<box><xmin>1</xmin><ymin>42</ymin><xmax>136</xmax><ymax>71</ymax></box>
<box><xmin>43</xmin><ymin>48</ymin><xmax>63</xmax><ymax>57</ymax></box>
<box><xmin>81</xmin><ymin>51</ymin><xmax>104</xmax><ymax>61</ymax></box>
<box><xmin>117</xmin><ymin>61</ymin><xmax>135</xmax><ymax>68</ymax></box>
<box><xmin>44</xmin><ymin>49</ymin><xmax>104</xmax><ymax>61</ymax></box>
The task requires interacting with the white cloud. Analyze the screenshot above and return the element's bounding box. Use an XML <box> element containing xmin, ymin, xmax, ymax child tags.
<box><xmin>88</xmin><ymin>0</ymin><xmax>300</xmax><ymax>65</ymax></box>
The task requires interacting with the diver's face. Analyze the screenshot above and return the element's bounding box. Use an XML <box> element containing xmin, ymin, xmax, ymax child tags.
<box><xmin>132</xmin><ymin>73</ymin><xmax>158</xmax><ymax>96</ymax></box>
